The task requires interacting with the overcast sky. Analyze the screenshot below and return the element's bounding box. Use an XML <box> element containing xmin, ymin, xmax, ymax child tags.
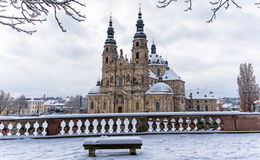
<box><xmin>0</xmin><ymin>0</ymin><xmax>260</xmax><ymax>98</ymax></box>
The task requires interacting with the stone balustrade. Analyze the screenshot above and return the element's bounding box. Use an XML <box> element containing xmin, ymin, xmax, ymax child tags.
<box><xmin>0</xmin><ymin>112</ymin><xmax>260</xmax><ymax>139</ymax></box>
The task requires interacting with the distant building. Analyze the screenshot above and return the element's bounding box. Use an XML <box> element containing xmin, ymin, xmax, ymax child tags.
<box><xmin>186</xmin><ymin>89</ymin><xmax>218</xmax><ymax>111</ymax></box>
<box><xmin>22</xmin><ymin>98</ymin><xmax>44</xmax><ymax>115</ymax></box>
<box><xmin>44</xmin><ymin>100</ymin><xmax>67</xmax><ymax>113</ymax></box>
<box><xmin>222</xmin><ymin>103</ymin><xmax>240</xmax><ymax>111</ymax></box>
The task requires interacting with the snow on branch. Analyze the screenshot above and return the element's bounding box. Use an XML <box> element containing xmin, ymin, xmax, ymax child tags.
<box><xmin>0</xmin><ymin>0</ymin><xmax>86</xmax><ymax>34</ymax></box>
<box><xmin>157</xmin><ymin>0</ymin><xmax>192</xmax><ymax>11</ymax></box>
<box><xmin>157</xmin><ymin>0</ymin><xmax>243</xmax><ymax>22</ymax></box>
<box><xmin>207</xmin><ymin>0</ymin><xmax>241</xmax><ymax>23</ymax></box>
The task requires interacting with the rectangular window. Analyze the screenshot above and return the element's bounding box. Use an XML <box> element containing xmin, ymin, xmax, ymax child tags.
<box><xmin>118</xmin><ymin>107</ymin><xmax>123</xmax><ymax>113</ymax></box>
<box><xmin>136</xmin><ymin>102</ymin><xmax>139</xmax><ymax>111</ymax></box>
<box><xmin>155</xmin><ymin>102</ymin><xmax>160</xmax><ymax>111</ymax></box>
<box><xmin>136</xmin><ymin>52</ymin><xmax>139</xmax><ymax>59</ymax></box>
<box><xmin>91</xmin><ymin>102</ymin><xmax>94</xmax><ymax>109</ymax></box>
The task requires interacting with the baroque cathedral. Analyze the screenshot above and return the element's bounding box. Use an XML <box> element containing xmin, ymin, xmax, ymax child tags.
<box><xmin>87</xmin><ymin>8</ymin><xmax>188</xmax><ymax>113</ymax></box>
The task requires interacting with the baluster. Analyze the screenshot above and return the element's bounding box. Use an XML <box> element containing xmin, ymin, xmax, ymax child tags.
<box><xmin>200</xmin><ymin>117</ymin><xmax>206</xmax><ymax>131</ymax></box>
<box><xmin>116</xmin><ymin>119</ymin><xmax>122</xmax><ymax>133</ymax></box>
<box><xmin>0</xmin><ymin>123</ymin><xmax>4</xmax><ymax>137</ymax></box>
<box><xmin>16</xmin><ymin>122</ymin><xmax>22</xmax><ymax>136</ymax></box>
<box><xmin>25</xmin><ymin>122</ymin><xmax>30</xmax><ymax>136</ymax></box>
<box><xmin>178</xmin><ymin>118</ymin><xmax>183</xmax><ymax>131</ymax></box>
<box><xmin>131</xmin><ymin>118</ymin><xmax>137</xmax><ymax>133</ymax></box>
<box><xmin>42</xmin><ymin>121</ymin><xmax>48</xmax><ymax>136</ymax></box>
<box><xmin>101</xmin><ymin>119</ymin><xmax>106</xmax><ymax>134</ymax></box>
<box><xmin>124</xmin><ymin>118</ymin><xmax>130</xmax><ymax>133</ymax></box>
<box><xmin>171</xmin><ymin>118</ymin><xmax>176</xmax><ymax>131</ymax></box>
<box><xmin>147</xmin><ymin>118</ymin><xmax>154</xmax><ymax>132</ymax></box>
<box><xmin>163</xmin><ymin>118</ymin><xmax>169</xmax><ymax>132</ymax></box>
<box><xmin>68</xmin><ymin>120</ymin><xmax>74</xmax><ymax>135</ymax></box>
<box><xmin>76</xmin><ymin>120</ymin><xmax>83</xmax><ymax>135</ymax></box>
<box><xmin>60</xmin><ymin>120</ymin><xmax>66</xmax><ymax>135</ymax></box>
<box><xmin>186</xmin><ymin>117</ymin><xmax>191</xmax><ymax>131</ymax></box>
<box><xmin>193</xmin><ymin>118</ymin><xmax>198</xmax><ymax>131</ymax></box>
<box><xmin>108</xmin><ymin>119</ymin><xmax>114</xmax><ymax>133</ymax></box>
<box><xmin>208</xmin><ymin>117</ymin><xmax>214</xmax><ymax>131</ymax></box>
<box><xmin>92</xmin><ymin>119</ymin><xmax>98</xmax><ymax>134</ymax></box>
<box><xmin>7</xmin><ymin>123</ymin><xmax>13</xmax><ymax>136</ymax></box>
<box><xmin>33</xmin><ymin>121</ymin><xmax>39</xmax><ymax>136</ymax></box>
<box><xmin>156</xmin><ymin>118</ymin><xmax>161</xmax><ymax>132</ymax></box>
<box><xmin>216</xmin><ymin>118</ymin><xmax>221</xmax><ymax>131</ymax></box>
<box><xmin>84</xmin><ymin>120</ymin><xmax>90</xmax><ymax>134</ymax></box>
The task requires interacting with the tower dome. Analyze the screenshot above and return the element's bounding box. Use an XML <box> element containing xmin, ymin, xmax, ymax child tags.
<box><xmin>105</xmin><ymin>15</ymin><xmax>116</xmax><ymax>45</ymax></box>
<box><xmin>88</xmin><ymin>80</ymin><xmax>101</xmax><ymax>94</ymax></box>
<box><xmin>134</xmin><ymin>6</ymin><xmax>146</xmax><ymax>39</ymax></box>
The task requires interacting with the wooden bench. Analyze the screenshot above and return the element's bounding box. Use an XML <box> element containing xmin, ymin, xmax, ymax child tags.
<box><xmin>83</xmin><ymin>136</ymin><xmax>142</xmax><ymax>157</ymax></box>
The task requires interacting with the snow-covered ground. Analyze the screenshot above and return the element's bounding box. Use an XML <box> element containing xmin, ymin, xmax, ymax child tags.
<box><xmin>1</xmin><ymin>134</ymin><xmax>260</xmax><ymax>160</ymax></box>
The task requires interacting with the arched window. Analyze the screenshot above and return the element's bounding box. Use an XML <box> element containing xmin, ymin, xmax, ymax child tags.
<box><xmin>197</xmin><ymin>105</ymin><xmax>200</xmax><ymax>111</ymax></box>
<box><xmin>105</xmin><ymin>57</ymin><xmax>108</xmax><ymax>63</ymax></box>
<box><xmin>91</xmin><ymin>102</ymin><xmax>94</xmax><ymax>109</ymax></box>
<box><xmin>106</xmin><ymin>47</ymin><xmax>108</xmax><ymax>52</ymax></box>
<box><xmin>136</xmin><ymin>52</ymin><xmax>139</xmax><ymax>59</ymax></box>
<box><xmin>106</xmin><ymin>80</ymin><xmax>109</xmax><ymax>86</ymax></box>
<box><xmin>157</xmin><ymin>68</ymin><xmax>161</xmax><ymax>76</ymax></box>
<box><xmin>118</xmin><ymin>77</ymin><xmax>123</xmax><ymax>87</ymax></box>
<box><xmin>155</xmin><ymin>102</ymin><xmax>160</xmax><ymax>111</ymax></box>
<box><xmin>136</xmin><ymin>42</ymin><xmax>139</xmax><ymax>47</ymax></box>
<box><xmin>205</xmin><ymin>105</ymin><xmax>209</xmax><ymax>111</ymax></box>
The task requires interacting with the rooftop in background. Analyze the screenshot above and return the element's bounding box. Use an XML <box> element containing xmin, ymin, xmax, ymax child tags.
<box><xmin>186</xmin><ymin>88</ymin><xmax>217</xmax><ymax>99</ymax></box>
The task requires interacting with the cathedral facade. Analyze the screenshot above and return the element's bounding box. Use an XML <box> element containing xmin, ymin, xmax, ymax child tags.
<box><xmin>88</xmin><ymin>9</ymin><xmax>187</xmax><ymax>113</ymax></box>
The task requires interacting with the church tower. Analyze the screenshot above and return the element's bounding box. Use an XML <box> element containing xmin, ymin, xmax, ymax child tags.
<box><xmin>101</xmin><ymin>16</ymin><xmax>118</xmax><ymax>90</ymax></box>
<box><xmin>131</xmin><ymin>7</ymin><xmax>149</xmax><ymax>92</ymax></box>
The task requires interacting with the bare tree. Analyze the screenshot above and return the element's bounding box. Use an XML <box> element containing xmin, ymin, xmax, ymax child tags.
<box><xmin>0</xmin><ymin>0</ymin><xmax>86</xmax><ymax>34</ymax></box>
<box><xmin>67</xmin><ymin>95</ymin><xmax>82</xmax><ymax>113</ymax></box>
<box><xmin>14</xmin><ymin>95</ymin><xmax>28</xmax><ymax>115</ymax></box>
<box><xmin>237</xmin><ymin>63</ymin><xmax>260</xmax><ymax>112</ymax></box>
<box><xmin>157</xmin><ymin>0</ymin><xmax>259</xmax><ymax>22</ymax></box>
<box><xmin>0</xmin><ymin>90</ymin><xmax>12</xmax><ymax>114</ymax></box>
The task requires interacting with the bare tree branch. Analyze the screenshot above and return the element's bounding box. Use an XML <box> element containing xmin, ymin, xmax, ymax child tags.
<box><xmin>157</xmin><ymin>0</ymin><xmax>243</xmax><ymax>23</ymax></box>
<box><xmin>207</xmin><ymin>0</ymin><xmax>241</xmax><ymax>23</ymax></box>
<box><xmin>0</xmin><ymin>0</ymin><xmax>86</xmax><ymax>34</ymax></box>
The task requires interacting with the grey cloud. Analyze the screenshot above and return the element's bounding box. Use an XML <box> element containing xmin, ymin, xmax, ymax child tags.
<box><xmin>0</xmin><ymin>0</ymin><xmax>259</xmax><ymax>97</ymax></box>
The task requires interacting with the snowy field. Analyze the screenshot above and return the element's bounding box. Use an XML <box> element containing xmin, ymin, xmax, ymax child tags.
<box><xmin>1</xmin><ymin>134</ymin><xmax>260</xmax><ymax>160</ymax></box>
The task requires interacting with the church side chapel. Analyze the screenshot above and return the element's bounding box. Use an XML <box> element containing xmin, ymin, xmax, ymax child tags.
<box><xmin>88</xmin><ymin>8</ymin><xmax>216</xmax><ymax>113</ymax></box>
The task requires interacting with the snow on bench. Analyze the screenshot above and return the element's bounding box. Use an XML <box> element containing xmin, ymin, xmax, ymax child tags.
<box><xmin>83</xmin><ymin>136</ymin><xmax>142</xmax><ymax>157</ymax></box>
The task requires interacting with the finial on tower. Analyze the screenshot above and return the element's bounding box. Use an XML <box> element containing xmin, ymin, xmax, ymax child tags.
<box><xmin>105</xmin><ymin>12</ymin><xmax>116</xmax><ymax>45</ymax></box>
<box><xmin>134</xmin><ymin>3</ymin><xmax>146</xmax><ymax>39</ymax></box>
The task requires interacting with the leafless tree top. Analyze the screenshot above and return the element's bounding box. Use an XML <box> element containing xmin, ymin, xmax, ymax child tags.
<box><xmin>157</xmin><ymin>0</ymin><xmax>255</xmax><ymax>22</ymax></box>
<box><xmin>0</xmin><ymin>0</ymin><xmax>86</xmax><ymax>34</ymax></box>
